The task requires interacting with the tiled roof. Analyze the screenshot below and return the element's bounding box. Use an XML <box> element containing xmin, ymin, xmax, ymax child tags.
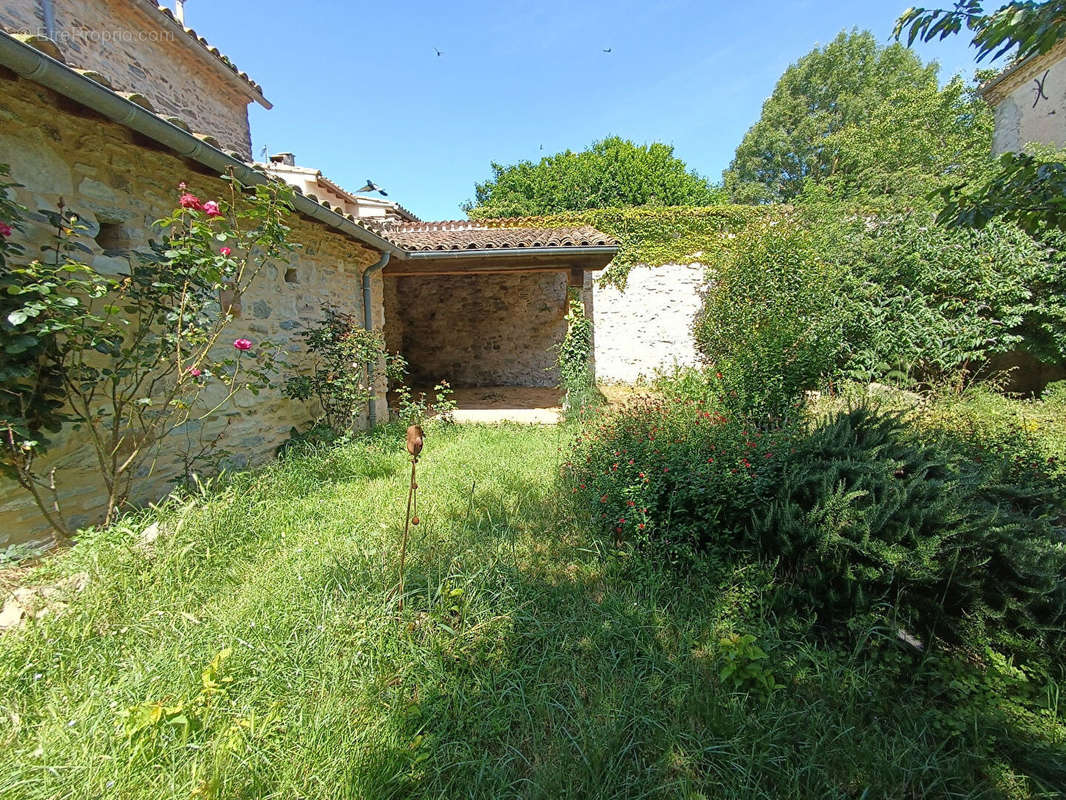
<box><xmin>141</xmin><ymin>2</ymin><xmax>268</xmax><ymax>104</ymax></box>
<box><xmin>383</xmin><ymin>220</ymin><xmax>616</xmax><ymax>252</ymax></box>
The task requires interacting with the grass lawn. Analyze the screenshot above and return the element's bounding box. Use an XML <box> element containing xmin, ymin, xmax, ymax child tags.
<box><xmin>0</xmin><ymin>422</ymin><xmax>1062</xmax><ymax>799</ymax></box>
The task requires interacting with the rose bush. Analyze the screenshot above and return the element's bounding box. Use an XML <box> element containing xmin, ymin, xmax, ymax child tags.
<box><xmin>0</xmin><ymin>170</ymin><xmax>295</xmax><ymax>539</ymax></box>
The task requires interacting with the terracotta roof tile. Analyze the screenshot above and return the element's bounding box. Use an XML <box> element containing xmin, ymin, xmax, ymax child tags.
<box><xmin>383</xmin><ymin>220</ymin><xmax>616</xmax><ymax>252</ymax></box>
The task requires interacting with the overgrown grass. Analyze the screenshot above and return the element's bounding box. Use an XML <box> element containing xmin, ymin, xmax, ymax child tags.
<box><xmin>1</xmin><ymin>421</ymin><xmax>1063</xmax><ymax>798</ymax></box>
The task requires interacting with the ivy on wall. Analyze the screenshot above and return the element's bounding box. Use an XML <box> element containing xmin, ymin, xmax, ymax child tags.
<box><xmin>468</xmin><ymin>205</ymin><xmax>786</xmax><ymax>287</ymax></box>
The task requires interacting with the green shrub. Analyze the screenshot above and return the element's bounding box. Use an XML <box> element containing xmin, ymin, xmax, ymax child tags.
<box><xmin>693</xmin><ymin>224</ymin><xmax>849</xmax><ymax>420</ymax></box>
<box><xmin>284</xmin><ymin>305</ymin><xmax>406</xmax><ymax>433</ymax></box>
<box><xmin>833</xmin><ymin>217</ymin><xmax>1064</xmax><ymax>382</ymax></box>
<box><xmin>567</xmin><ymin>394</ymin><xmax>1066</xmax><ymax>661</ymax></box>
<box><xmin>756</xmin><ymin>407</ymin><xmax>963</xmax><ymax>635</ymax></box>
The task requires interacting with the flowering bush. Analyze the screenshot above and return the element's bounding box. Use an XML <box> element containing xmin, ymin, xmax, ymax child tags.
<box><xmin>566</xmin><ymin>392</ymin><xmax>790</xmax><ymax>561</ymax></box>
<box><xmin>0</xmin><ymin>171</ymin><xmax>295</xmax><ymax>540</ymax></box>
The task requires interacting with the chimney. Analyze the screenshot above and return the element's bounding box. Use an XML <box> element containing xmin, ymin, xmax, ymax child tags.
<box><xmin>174</xmin><ymin>0</ymin><xmax>186</xmax><ymax>24</ymax></box>
<box><xmin>269</xmin><ymin>152</ymin><xmax>296</xmax><ymax>167</ymax></box>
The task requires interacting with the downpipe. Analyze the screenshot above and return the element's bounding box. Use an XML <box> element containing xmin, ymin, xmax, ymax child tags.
<box><xmin>362</xmin><ymin>251</ymin><xmax>390</xmax><ymax>426</ymax></box>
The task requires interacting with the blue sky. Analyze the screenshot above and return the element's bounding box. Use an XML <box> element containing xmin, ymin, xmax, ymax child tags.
<box><xmin>180</xmin><ymin>1</ymin><xmax>996</xmax><ymax>221</ymax></box>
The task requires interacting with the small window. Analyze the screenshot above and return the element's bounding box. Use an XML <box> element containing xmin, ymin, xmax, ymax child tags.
<box><xmin>284</xmin><ymin>268</ymin><xmax>299</xmax><ymax>284</ymax></box>
<box><xmin>95</xmin><ymin>222</ymin><xmax>128</xmax><ymax>252</ymax></box>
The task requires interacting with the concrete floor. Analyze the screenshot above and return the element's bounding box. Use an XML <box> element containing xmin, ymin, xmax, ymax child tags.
<box><xmin>392</xmin><ymin>386</ymin><xmax>564</xmax><ymax>425</ymax></box>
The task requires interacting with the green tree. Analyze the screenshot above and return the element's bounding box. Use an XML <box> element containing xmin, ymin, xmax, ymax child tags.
<box><xmin>896</xmin><ymin>2</ymin><xmax>1066</xmax><ymax>232</ymax></box>
<box><xmin>724</xmin><ymin>30</ymin><xmax>940</xmax><ymax>203</ymax></box>
<box><xmin>466</xmin><ymin>136</ymin><xmax>722</xmax><ymax>218</ymax></box>
<box><xmin>818</xmin><ymin>76</ymin><xmax>993</xmax><ymax>204</ymax></box>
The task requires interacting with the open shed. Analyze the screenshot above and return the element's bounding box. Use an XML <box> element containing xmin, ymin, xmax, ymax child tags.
<box><xmin>380</xmin><ymin>221</ymin><xmax>617</xmax><ymax>389</ymax></box>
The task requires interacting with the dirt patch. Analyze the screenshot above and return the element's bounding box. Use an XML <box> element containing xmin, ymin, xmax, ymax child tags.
<box><xmin>392</xmin><ymin>386</ymin><xmax>565</xmax><ymax>425</ymax></box>
<box><xmin>0</xmin><ymin>572</ymin><xmax>88</xmax><ymax>632</ymax></box>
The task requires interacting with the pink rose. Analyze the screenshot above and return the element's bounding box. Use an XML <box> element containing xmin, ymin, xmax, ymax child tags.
<box><xmin>202</xmin><ymin>200</ymin><xmax>222</xmax><ymax>217</ymax></box>
<box><xmin>233</xmin><ymin>338</ymin><xmax>252</xmax><ymax>351</ymax></box>
<box><xmin>187</xmin><ymin>367</ymin><xmax>202</xmax><ymax>377</ymax></box>
<box><xmin>219</xmin><ymin>246</ymin><xmax>231</xmax><ymax>257</ymax></box>
<box><xmin>179</xmin><ymin>193</ymin><xmax>202</xmax><ymax>210</ymax></box>
<box><xmin>0</xmin><ymin>222</ymin><xmax>11</xmax><ymax>238</ymax></box>
<box><xmin>178</xmin><ymin>182</ymin><xmax>187</xmax><ymax>190</ymax></box>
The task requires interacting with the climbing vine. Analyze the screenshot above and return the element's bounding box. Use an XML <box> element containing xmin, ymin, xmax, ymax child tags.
<box><xmin>555</xmin><ymin>290</ymin><xmax>597</xmax><ymax>411</ymax></box>
<box><xmin>468</xmin><ymin>205</ymin><xmax>786</xmax><ymax>287</ymax></box>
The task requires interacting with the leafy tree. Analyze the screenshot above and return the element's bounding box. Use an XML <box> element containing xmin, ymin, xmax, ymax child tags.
<box><xmin>724</xmin><ymin>30</ymin><xmax>938</xmax><ymax>203</ymax></box>
<box><xmin>896</xmin><ymin>2</ymin><xmax>1066</xmax><ymax>231</ymax></box>
<box><xmin>830</xmin><ymin>215</ymin><xmax>1066</xmax><ymax>380</ymax></box>
<box><xmin>466</xmin><ymin>136</ymin><xmax>722</xmax><ymax>218</ymax></box>
<box><xmin>818</xmin><ymin>76</ymin><xmax>994</xmax><ymax>205</ymax></box>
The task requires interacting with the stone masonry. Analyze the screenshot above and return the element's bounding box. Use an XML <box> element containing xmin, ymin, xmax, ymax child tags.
<box><xmin>0</xmin><ymin>73</ymin><xmax>383</xmax><ymax>546</ymax></box>
<box><xmin>384</xmin><ymin>272</ymin><xmax>568</xmax><ymax>387</ymax></box>
<box><xmin>588</xmin><ymin>263</ymin><xmax>706</xmax><ymax>383</ymax></box>
<box><xmin>0</xmin><ymin>0</ymin><xmax>259</xmax><ymax>158</ymax></box>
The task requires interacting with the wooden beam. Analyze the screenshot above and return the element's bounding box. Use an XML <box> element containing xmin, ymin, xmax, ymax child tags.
<box><xmin>384</xmin><ymin>252</ymin><xmax>613</xmax><ymax>277</ymax></box>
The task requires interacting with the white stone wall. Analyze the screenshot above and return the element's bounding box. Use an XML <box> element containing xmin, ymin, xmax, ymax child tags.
<box><xmin>588</xmin><ymin>263</ymin><xmax>706</xmax><ymax>383</ymax></box>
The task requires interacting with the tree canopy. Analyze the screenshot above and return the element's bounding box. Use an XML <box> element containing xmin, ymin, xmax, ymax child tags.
<box><xmin>817</xmin><ymin>76</ymin><xmax>994</xmax><ymax>205</ymax></box>
<box><xmin>896</xmin><ymin>2</ymin><xmax>1066</xmax><ymax>233</ymax></box>
<box><xmin>723</xmin><ymin>30</ymin><xmax>977</xmax><ymax>204</ymax></box>
<box><xmin>466</xmin><ymin>136</ymin><xmax>722</xmax><ymax>218</ymax></box>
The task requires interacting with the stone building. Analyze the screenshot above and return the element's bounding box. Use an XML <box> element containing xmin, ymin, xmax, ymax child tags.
<box><xmin>0</xmin><ymin>1</ymin><xmax>622</xmax><ymax>545</ymax></box>
<box><xmin>259</xmin><ymin>153</ymin><xmax>420</xmax><ymax>224</ymax></box>
<box><xmin>983</xmin><ymin>38</ymin><xmax>1066</xmax><ymax>154</ymax></box>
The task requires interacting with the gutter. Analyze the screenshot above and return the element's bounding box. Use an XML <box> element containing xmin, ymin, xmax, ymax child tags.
<box><xmin>0</xmin><ymin>32</ymin><xmax>405</xmax><ymax>259</ymax></box>
<box><xmin>362</xmin><ymin>252</ymin><xmax>390</xmax><ymax>426</ymax></box>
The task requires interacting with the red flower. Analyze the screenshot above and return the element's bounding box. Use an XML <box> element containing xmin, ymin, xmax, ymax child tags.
<box><xmin>202</xmin><ymin>200</ymin><xmax>222</xmax><ymax>217</ymax></box>
<box><xmin>219</xmin><ymin>246</ymin><xmax>232</xmax><ymax>257</ymax></box>
<box><xmin>638</xmin><ymin>523</ymin><xmax>645</xmax><ymax>530</ymax></box>
<box><xmin>0</xmin><ymin>221</ymin><xmax>11</xmax><ymax>238</ymax></box>
<box><xmin>179</xmin><ymin>193</ymin><xmax>203</xmax><ymax>210</ymax></box>
<box><xmin>233</xmin><ymin>338</ymin><xmax>253</xmax><ymax>351</ymax></box>
<box><xmin>600</xmin><ymin>494</ymin><xmax>608</xmax><ymax>503</ymax></box>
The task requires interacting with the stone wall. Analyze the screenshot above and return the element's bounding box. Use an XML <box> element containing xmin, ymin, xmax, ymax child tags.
<box><xmin>588</xmin><ymin>263</ymin><xmax>706</xmax><ymax>383</ymax></box>
<box><xmin>0</xmin><ymin>73</ymin><xmax>383</xmax><ymax>546</ymax></box>
<box><xmin>0</xmin><ymin>0</ymin><xmax>256</xmax><ymax>158</ymax></box>
<box><xmin>383</xmin><ymin>272</ymin><xmax>568</xmax><ymax>387</ymax></box>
